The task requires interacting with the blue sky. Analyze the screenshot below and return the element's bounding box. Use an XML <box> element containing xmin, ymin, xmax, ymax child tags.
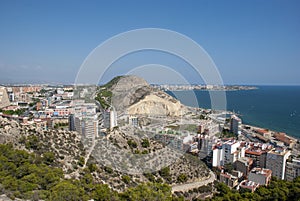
<box><xmin>0</xmin><ymin>0</ymin><xmax>299</xmax><ymax>85</ymax></box>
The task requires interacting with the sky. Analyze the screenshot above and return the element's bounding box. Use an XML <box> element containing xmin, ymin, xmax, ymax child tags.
<box><xmin>0</xmin><ymin>0</ymin><xmax>299</xmax><ymax>85</ymax></box>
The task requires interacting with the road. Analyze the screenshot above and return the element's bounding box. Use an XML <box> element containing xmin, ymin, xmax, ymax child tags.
<box><xmin>171</xmin><ymin>171</ymin><xmax>216</xmax><ymax>193</ymax></box>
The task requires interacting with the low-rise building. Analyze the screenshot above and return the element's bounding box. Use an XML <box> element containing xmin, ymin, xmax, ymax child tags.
<box><xmin>273</xmin><ymin>132</ymin><xmax>295</xmax><ymax>148</ymax></box>
<box><xmin>234</xmin><ymin>157</ymin><xmax>253</xmax><ymax>176</ymax></box>
<box><xmin>45</xmin><ymin>107</ymin><xmax>72</xmax><ymax>117</ymax></box>
<box><xmin>238</xmin><ymin>180</ymin><xmax>259</xmax><ymax>192</ymax></box>
<box><xmin>220</xmin><ymin>172</ymin><xmax>239</xmax><ymax>188</ymax></box>
<box><xmin>248</xmin><ymin>168</ymin><xmax>272</xmax><ymax>186</ymax></box>
<box><xmin>129</xmin><ymin>115</ymin><xmax>139</xmax><ymax>127</ymax></box>
<box><xmin>231</xmin><ymin>170</ymin><xmax>243</xmax><ymax>179</ymax></box>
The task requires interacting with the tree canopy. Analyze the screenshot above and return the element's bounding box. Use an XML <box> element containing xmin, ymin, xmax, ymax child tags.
<box><xmin>0</xmin><ymin>144</ymin><xmax>178</xmax><ymax>201</ymax></box>
<box><xmin>208</xmin><ymin>177</ymin><xmax>300</xmax><ymax>201</ymax></box>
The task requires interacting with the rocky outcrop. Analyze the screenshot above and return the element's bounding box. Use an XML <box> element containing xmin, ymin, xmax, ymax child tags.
<box><xmin>111</xmin><ymin>75</ymin><xmax>149</xmax><ymax>92</ymax></box>
<box><xmin>0</xmin><ymin>116</ymin><xmax>85</xmax><ymax>176</ymax></box>
<box><xmin>0</xmin><ymin>87</ymin><xmax>10</xmax><ymax>109</ymax></box>
<box><xmin>110</xmin><ymin>75</ymin><xmax>187</xmax><ymax>116</ymax></box>
<box><xmin>128</xmin><ymin>93</ymin><xmax>186</xmax><ymax>116</ymax></box>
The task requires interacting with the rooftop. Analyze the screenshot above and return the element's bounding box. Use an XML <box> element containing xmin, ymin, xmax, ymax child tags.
<box><xmin>255</xmin><ymin>129</ymin><xmax>269</xmax><ymax>134</ymax></box>
<box><xmin>237</xmin><ymin>157</ymin><xmax>253</xmax><ymax>165</ymax></box>
<box><xmin>245</xmin><ymin>148</ymin><xmax>264</xmax><ymax>156</ymax></box>
<box><xmin>273</xmin><ymin>132</ymin><xmax>294</xmax><ymax>145</ymax></box>
<box><xmin>268</xmin><ymin>147</ymin><xmax>290</xmax><ymax>155</ymax></box>
<box><xmin>250</xmin><ymin>168</ymin><xmax>272</xmax><ymax>177</ymax></box>
<box><xmin>220</xmin><ymin>172</ymin><xmax>237</xmax><ymax>180</ymax></box>
<box><xmin>240</xmin><ymin>180</ymin><xmax>260</xmax><ymax>190</ymax></box>
<box><xmin>223</xmin><ymin>139</ymin><xmax>239</xmax><ymax>146</ymax></box>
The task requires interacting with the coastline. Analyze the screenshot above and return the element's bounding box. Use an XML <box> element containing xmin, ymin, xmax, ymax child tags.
<box><xmin>166</xmin><ymin>86</ymin><xmax>300</xmax><ymax>139</ymax></box>
<box><xmin>208</xmin><ymin>109</ymin><xmax>299</xmax><ymax>142</ymax></box>
<box><xmin>242</xmin><ymin>122</ymin><xmax>299</xmax><ymax>142</ymax></box>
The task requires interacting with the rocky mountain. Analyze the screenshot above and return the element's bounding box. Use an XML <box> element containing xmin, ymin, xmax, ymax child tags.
<box><xmin>105</xmin><ymin>75</ymin><xmax>187</xmax><ymax>116</ymax></box>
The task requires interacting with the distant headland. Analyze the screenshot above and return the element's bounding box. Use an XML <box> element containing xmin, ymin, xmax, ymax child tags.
<box><xmin>151</xmin><ymin>84</ymin><xmax>258</xmax><ymax>91</ymax></box>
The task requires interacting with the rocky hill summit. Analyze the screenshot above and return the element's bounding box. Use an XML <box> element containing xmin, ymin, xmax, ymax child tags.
<box><xmin>99</xmin><ymin>75</ymin><xmax>187</xmax><ymax>116</ymax></box>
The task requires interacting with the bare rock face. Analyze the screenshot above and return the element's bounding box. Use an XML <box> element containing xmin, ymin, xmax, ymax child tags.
<box><xmin>0</xmin><ymin>87</ymin><xmax>10</xmax><ymax>109</ymax></box>
<box><xmin>111</xmin><ymin>75</ymin><xmax>186</xmax><ymax>117</ymax></box>
<box><xmin>127</xmin><ymin>94</ymin><xmax>185</xmax><ymax>117</ymax></box>
<box><xmin>111</xmin><ymin>76</ymin><xmax>150</xmax><ymax>112</ymax></box>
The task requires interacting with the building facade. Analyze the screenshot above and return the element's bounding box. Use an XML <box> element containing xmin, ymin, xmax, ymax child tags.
<box><xmin>266</xmin><ymin>148</ymin><xmax>291</xmax><ymax>180</ymax></box>
<box><xmin>230</xmin><ymin>115</ymin><xmax>242</xmax><ymax>135</ymax></box>
<box><xmin>248</xmin><ymin>168</ymin><xmax>272</xmax><ymax>186</ymax></box>
<box><xmin>74</xmin><ymin>115</ymin><xmax>98</xmax><ymax>139</ymax></box>
<box><xmin>234</xmin><ymin>157</ymin><xmax>253</xmax><ymax>176</ymax></box>
<box><xmin>220</xmin><ymin>172</ymin><xmax>239</xmax><ymax>188</ymax></box>
<box><xmin>285</xmin><ymin>158</ymin><xmax>300</xmax><ymax>181</ymax></box>
<box><xmin>223</xmin><ymin>140</ymin><xmax>242</xmax><ymax>165</ymax></box>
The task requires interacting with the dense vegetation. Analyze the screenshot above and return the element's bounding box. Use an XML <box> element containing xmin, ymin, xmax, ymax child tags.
<box><xmin>96</xmin><ymin>76</ymin><xmax>123</xmax><ymax>109</ymax></box>
<box><xmin>0</xmin><ymin>144</ymin><xmax>182</xmax><ymax>201</ymax></box>
<box><xmin>0</xmin><ymin>108</ymin><xmax>26</xmax><ymax>116</ymax></box>
<box><xmin>53</xmin><ymin>122</ymin><xmax>68</xmax><ymax>129</ymax></box>
<box><xmin>1</xmin><ymin>142</ymin><xmax>299</xmax><ymax>200</ymax></box>
<box><xmin>207</xmin><ymin>178</ymin><xmax>300</xmax><ymax>201</ymax></box>
<box><xmin>0</xmin><ymin>144</ymin><xmax>63</xmax><ymax>200</ymax></box>
<box><xmin>220</xmin><ymin>128</ymin><xmax>236</xmax><ymax>138</ymax></box>
<box><xmin>101</xmin><ymin>76</ymin><xmax>123</xmax><ymax>89</ymax></box>
<box><xmin>95</xmin><ymin>89</ymin><xmax>112</xmax><ymax>109</ymax></box>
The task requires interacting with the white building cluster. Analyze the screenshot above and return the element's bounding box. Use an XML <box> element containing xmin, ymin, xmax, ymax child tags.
<box><xmin>213</xmin><ymin>138</ymin><xmax>296</xmax><ymax>191</ymax></box>
<box><xmin>212</xmin><ymin>140</ymin><xmax>245</xmax><ymax>167</ymax></box>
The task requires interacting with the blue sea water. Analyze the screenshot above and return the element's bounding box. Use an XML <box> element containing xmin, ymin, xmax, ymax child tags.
<box><xmin>166</xmin><ymin>86</ymin><xmax>300</xmax><ymax>138</ymax></box>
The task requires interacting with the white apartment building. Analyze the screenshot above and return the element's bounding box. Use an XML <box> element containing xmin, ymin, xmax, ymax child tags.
<box><xmin>103</xmin><ymin>108</ymin><xmax>117</xmax><ymax>130</ymax></box>
<box><xmin>75</xmin><ymin>115</ymin><xmax>98</xmax><ymax>139</ymax></box>
<box><xmin>285</xmin><ymin>158</ymin><xmax>300</xmax><ymax>181</ymax></box>
<box><xmin>212</xmin><ymin>145</ymin><xmax>223</xmax><ymax>167</ymax></box>
<box><xmin>212</xmin><ymin>140</ymin><xmax>245</xmax><ymax>167</ymax></box>
<box><xmin>266</xmin><ymin>148</ymin><xmax>291</xmax><ymax>180</ymax></box>
<box><xmin>223</xmin><ymin>140</ymin><xmax>242</xmax><ymax>165</ymax></box>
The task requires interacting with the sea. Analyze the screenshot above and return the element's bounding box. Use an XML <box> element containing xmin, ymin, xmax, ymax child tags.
<box><xmin>166</xmin><ymin>86</ymin><xmax>300</xmax><ymax>139</ymax></box>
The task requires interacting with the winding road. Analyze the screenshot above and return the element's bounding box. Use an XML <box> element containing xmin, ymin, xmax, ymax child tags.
<box><xmin>172</xmin><ymin>171</ymin><xmax>216</xmax><ymax>193</ymax></box>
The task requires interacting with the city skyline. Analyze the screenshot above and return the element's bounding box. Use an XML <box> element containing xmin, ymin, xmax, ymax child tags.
<box><xmin>0</xmin><ymin>0</ymin><xmax>300</xmax><ymax>85</ymax></box>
